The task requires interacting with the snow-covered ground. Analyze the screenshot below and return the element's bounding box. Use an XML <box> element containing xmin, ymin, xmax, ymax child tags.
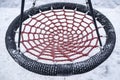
<box><xmin>0</xmin><ymin>0</ymin><xmax>120</xmax><ymax>8</ymax></box>
<box><xmin>0</xmin><ymin>1</ymin><xmax>120</xmax><ymax>80</ymax></box>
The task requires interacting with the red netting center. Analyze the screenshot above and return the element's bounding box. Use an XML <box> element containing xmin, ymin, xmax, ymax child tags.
<box><xmin>20</xmin><ymin>9</ymin><xmax>99</xmax><ymax>63</ymax></box>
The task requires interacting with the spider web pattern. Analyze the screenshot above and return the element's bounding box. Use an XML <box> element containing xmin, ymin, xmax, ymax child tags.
<box><xmin>20</xmin><ymin>9</ymin><xmax>101</xmax><ymax>63</ymax></box>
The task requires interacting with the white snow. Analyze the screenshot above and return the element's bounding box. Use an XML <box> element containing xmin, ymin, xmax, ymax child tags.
<box><xmin>0</xmin><ymin>0</ymin><xmax>120</xmax><ymax>8</ymax></box>
<box><xmin>0</xmin><ymin>0</ymin><xmax>120</xmax><ymax>80</ymax></box>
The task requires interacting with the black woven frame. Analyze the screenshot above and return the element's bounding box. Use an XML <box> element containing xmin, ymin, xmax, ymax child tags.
<box><xmin>5</xmin><ymin>3</ymin><xmax>116</xmax><ymax>76</ymax></box>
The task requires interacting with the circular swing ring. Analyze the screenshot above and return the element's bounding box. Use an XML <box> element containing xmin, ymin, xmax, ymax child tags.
<box><xmin>5</xmin><ymin>3</ymin><xmax>116</xmax><ymax>76</ymax></box>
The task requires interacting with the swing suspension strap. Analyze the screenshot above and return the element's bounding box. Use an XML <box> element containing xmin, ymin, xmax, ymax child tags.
<box><xmin>18</xmin><ymin>0</ymin><xmax>102</xmax><ymax>51</ymax></box>
<box><xmin>86</xmin><ymin>0</ymin><xmax>102</xmax><ymax>47</ymax></box>
<box><xmin>18</xmin><ymin>0</ymin><xmax>25</xmax><ymax>51</ymax></box>
<box><xmin>18</xmin><ymin>0</ymin><xmax>37</xmax><ymax>51</ymax></box>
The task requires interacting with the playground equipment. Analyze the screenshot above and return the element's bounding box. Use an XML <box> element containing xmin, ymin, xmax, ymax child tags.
<box><xmin>5</xmin><ymin>0</ymin><xmax>116</xmax><ymax>76</ymax></box>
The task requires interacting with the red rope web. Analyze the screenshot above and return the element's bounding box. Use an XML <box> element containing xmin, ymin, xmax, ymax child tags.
<box><xmin>20</xmin><ymin>9</ymin><xmax>100</xmax><ymax>63</ymax></box>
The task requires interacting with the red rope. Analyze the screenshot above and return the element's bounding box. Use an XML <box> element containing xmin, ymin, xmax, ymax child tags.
<box><xmin>20</xmin><ymin>9</ymin><xmax>100</xmax><ymax>62</ymax></box>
